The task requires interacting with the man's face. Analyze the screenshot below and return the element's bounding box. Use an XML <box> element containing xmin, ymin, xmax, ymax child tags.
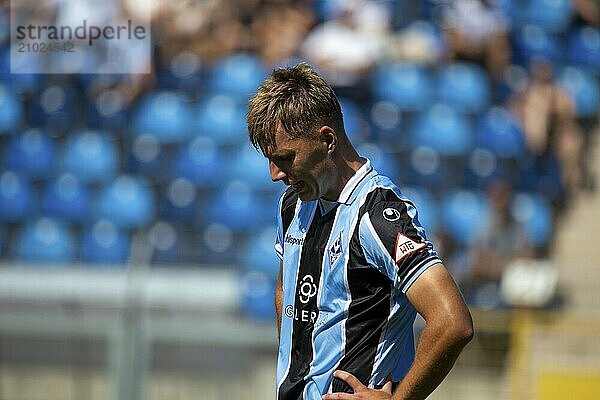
<box><xmin>265</xmin><ymin>125</ymin><xmax>332</xmax><ymax>201</ymax></box>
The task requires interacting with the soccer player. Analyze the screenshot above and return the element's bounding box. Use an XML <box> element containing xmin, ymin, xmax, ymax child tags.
<box><xmin>247</xmin><ymin>63</ymin><xmax>473</xmax><ymax>400</ymax></box>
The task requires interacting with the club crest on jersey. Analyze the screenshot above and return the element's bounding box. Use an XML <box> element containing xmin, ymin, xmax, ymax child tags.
<box><xmin>328</xmin><ymin>232</ymin><xmax>343</xmax><ymax>268</ymax></box>
<box><xmin>394</xmin><ymin>233</ymin><xmax>426</xmax><ymax>263</ymax></box>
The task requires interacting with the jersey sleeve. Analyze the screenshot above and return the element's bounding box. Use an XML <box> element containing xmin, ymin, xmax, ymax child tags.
<box><xmin>358</xmin><ymin>195</ymin><xmax>442</xmax><ymax>293</ymax></box>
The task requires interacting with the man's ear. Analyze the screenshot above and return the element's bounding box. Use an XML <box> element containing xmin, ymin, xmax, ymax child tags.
<box><xmin>319</xmin><ymin>126</ymin><xmax>337</xmax><ymax>154</ymax></box>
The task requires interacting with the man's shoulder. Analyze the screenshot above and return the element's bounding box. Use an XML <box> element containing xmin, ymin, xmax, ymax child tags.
<box><xmin>357</xmin><ymin>174</ymin><xmax>406</xmax><ymax>210</ymax></box>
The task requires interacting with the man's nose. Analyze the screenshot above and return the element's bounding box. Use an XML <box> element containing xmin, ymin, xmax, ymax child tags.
<box><xmin>269</xmin><ymin>160</ymin><xmax>287</xmax><ymax>182</ymax></box>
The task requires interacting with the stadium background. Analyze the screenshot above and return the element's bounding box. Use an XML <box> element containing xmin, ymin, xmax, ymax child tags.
<box><xmin>0</xmin><ymin>0</ymin><xmax>599</xmax><ymax>399</ymax></box>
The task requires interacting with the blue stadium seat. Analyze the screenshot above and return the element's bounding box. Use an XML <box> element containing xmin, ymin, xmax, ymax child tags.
<box><xmin>524</xmin><ymin>0</ymin><xmax>573</xmax><ymax>33</ymax></box>
<box><xmin>224</xmin><ymin>146</ymin><xmax>273</xmax><ymax>192</ymax></box>
<box><xmin>42</xmin><ymin>174</ymin><xmax>90</xmax><ymax>223</ymax></box>
<box><xmin>372</xmin><ymin>62</ymin><xmax>434</xmax><ymax>112</ymax></box>
<box><xmin>16</xmin><ymin>217</ymin><xmax>74</xmax><ymax>264</ymax></box>
<box><xmin>440</xmin><ymin>190</ymin><xmax>490</xmax><ymax>245</ymax></box>
<box><xmin>357</xmin><ymin>143</ymin><xmax>400</xmax><ymax>182</ymax></box>
<box><xmin>0</xmin><ymin>171</ymin><xmax>34</xmax><ymax>223</ymax></box>
<box><xmin>475</xmin><ymin>107</ymin><xmax>526</xmax><ymax>158</ymax></box>
<box><xmin>557</xmin><ymin>66</ymin><xmax>600</xmax><ymax>118</ymax></box>
<box><xmin>0</xmin><ymin>50</ymin><xmax>41</xmax><ymax>93</ymax></box>
<box><xmin>369</xmin><ymin>101</ymin><xmax>404</xmax><ymax>150</ymax></box>
<box><xmin>205</xmin><ymin>180</ymin><xmax>272</xmax><ymax>232</ymax></box>
<box><xmin>399</xmin><ymin>186</ymin><xmax>439</xmax><ymax>233</ymax></box>
<box><xmin>464</xmin><ymin>148</ymin><xmax>503</xmax><ymax>189</ymax></box>
<box><xmin>159</xmin><ymin>177</ymin><xmax>197</xmax><ymax>223</ymax></box>
<box><xmin>131</xmin><ymin>90</ymin><xmax>194</xmax><ymax>143</ymax></box>
<box><xmin>62</xmin><ymin>130</ymin><xmax>118</xmax><ymax>183</ymax></box>
<box><xmin>513</xmin><ymin>25</ymin><xmax>562</xmax><ymax>65</ymax></box>
<box><xmin>516</xmin><ymin>153</ymin><xmax>564</xmax><ymax>203</ymax></box>
<box><xmin>29</xmin><ymin>84</ymin><xmax>76</xmax><ymax>130</ymax></box>
<box><xmin>437</xmin><ymin>62</ymin><xmax>491</xmax><ymax>114</ymax></box>
<box><xmin>241</xmin><ymin>226</ymin><xmax>280</xmax><ymax>277</ymax></box>
<box><xmin>197</xmin><ymin>222</ymin><xmax>238</xmax><ymax>265</ymax></box>
<box><xmin>147</xmin><ymin>221</ymin><xmax>197</xmax><ymax>265</ymax></box>
<box><xmin>86</xmin><ymin>89</ymin><xmax>128</xmax><ymax>130</ymax></box>
<box><xmin>80</xmin><ymin>220</ymin><xmax>130</xmax><ymax>265</ymax></box>
<box><xmin>410</xmin><ymin>104</ymin><xmax>473</xmax><ymax>156</ymax></box>
<box><xmin>568</xmin><ymin>26</ymin><xmax>600</xmax><ymax>71</ymax></box>
<box><xmin>405</xmin><ymin>146</ymin><xmax>446</xmax><ymax>190</ymax></box>
<box><xmin>194</xmin><ymin>93</ymin><xmax>248</xmax><ymax>146</ymax></box>
<box><xmin>0</xmin><ymin>83</ymin><xmax>22</xmax><ymax>134</ymax></box>
<box><xmin>339</xmin><ymin>97</ymin><xmax>369</xmax><ymax>145</ymax></box>
<box><xmin>126</xmin><ymin>134</ymin><xmax>165</xmax><ymax>178</ymax></box>
<box><xmin>4</xmin><ymin>128</ymin><xmax>55</xmax><ymax>179</ymax></box>
<box><xmin>240</xmin><ymin>271</ymin><xmax>276</xmax><ymax>322</ymax></box>
<box><xmin>171</xmin><ymin>136</ymin><xmax>224</xmax><ymax>187</ymax></box>
<box><xmin>96</xmin><ymin>175</ymin><xmax>155</xmax><ymax>228</ymax></box>
<box><xmin>511</xmin><ymin>192</ymin><xmax>553</xmax><ymax>247</ymax></box>
<box><xmin>205</xmin><ymin>53</ymin><xmax>267</xmax><ymax>101</ymax></box>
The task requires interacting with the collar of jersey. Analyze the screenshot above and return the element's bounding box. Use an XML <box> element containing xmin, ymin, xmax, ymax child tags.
<box><xmin>319</xmin><ymin>158</ymin><xmax>375</xmax><ymax>208</ymax></box>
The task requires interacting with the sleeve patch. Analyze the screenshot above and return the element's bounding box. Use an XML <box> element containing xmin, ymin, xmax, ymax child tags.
<box><xmin>394</xmin><ymin>233</ymin><xmax>426</xmax><ymax>264</ymax></box>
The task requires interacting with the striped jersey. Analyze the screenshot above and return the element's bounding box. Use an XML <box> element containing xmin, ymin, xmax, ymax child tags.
<box><xmin>274</xmin><ymin>159</ymin><xmax>442</xmax><ymax>400</ymax></box>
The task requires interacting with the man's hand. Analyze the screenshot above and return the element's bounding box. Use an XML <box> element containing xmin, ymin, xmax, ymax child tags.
<box><xmin>322</xmin><ymin>371</ymin><xmax>392</xmax><ymax>400</ymax></box>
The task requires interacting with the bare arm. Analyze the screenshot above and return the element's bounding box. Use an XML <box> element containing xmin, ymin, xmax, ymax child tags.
<box><xmin>392</xmin><ymin>263</ymin><xmax>473</xmax><ymax>399</ymax></box>
<box><xmin>275</xmin><ymin>260</ymin><xmax>283</xmax><ymax>338</ymax></box>
<box><xmin>324</xmin><ymin>263</ymin><xmax>473</xmax><ymax>400</ymax></box>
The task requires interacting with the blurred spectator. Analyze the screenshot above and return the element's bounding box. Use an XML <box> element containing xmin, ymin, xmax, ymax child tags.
<box><xmin>510</xmin><ymin>60</ymin><xmax>585</xmax><ymax>199</ymax></box>
<box><xmin>573</xmin><ymin>0</ymin><xmax>600</xmax><ymax>25</ymax></box>
<box><xmin>462</xmin><ymin>181</ymin><xmax>534</xmax><ymax>299</ymax></box>
<box><xmin>300</xmin><ymin>0</ymin><xmax>391</xmax><ymax>87</ymax></box>
<box><xmin>441</xmin><ymin>0</ymin><xmax>512</xmax><ymax>80</ymax></box>
<box><xmin>249</xmin><ymin>3</ymin><xmax>314</xmax><ymax>67</ymax></box>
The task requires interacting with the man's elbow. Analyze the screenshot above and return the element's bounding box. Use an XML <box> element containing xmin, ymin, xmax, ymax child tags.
<box><xmin>448</xmin><ymin>314</ymin><xmax>474</xmax><ymax>349</ymax></box>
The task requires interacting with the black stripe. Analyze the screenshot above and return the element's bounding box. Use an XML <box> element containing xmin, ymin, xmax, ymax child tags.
<box><xmin>332</xmin><ymin>200</ymin><xmax>393</xmax><ymax>393</ymax></box>
<box><xmin>281</xmin><ymin>187</ymin><xmax>299</xmax><ymax>238</ymax></box>
<box><xmin>279</xmin><ymin>206</ymin><xmax>336</xmax><ymax>400</ymax></box>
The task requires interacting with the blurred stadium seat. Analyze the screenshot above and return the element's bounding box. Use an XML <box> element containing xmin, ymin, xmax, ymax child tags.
<box><xmin>567</xmin><ymin>26</ymin><xmax>600</xmax><ymax>71</ymax></box>
<box><xmin>464</xmin><ymin>148</ymin><xmax>504</xmax><ymax>189</ymax></box>
<box><xmin>410</xmin><ymin>104</ymin><xmax>474</xmax><ymax>156</ymax></box>
<box><xmin>372</xmin><ymin>62</ymin><xmax>434</xmax><ymax>112</ymax></box>
<box><xmin>42</xmin><ymin>174</ymin><xmax>89</xmax><ymax>223</ymax></box>
<box><xmin>61</xmin><ymin>130</ymin><xmax>118</xmax><ymax>183</ymax></box>
<box><xmin>131</xmin><ymin>90</ymin><xmax>194</xmax><ymax>143</ymax></box>
<box><xmin>437</xmin><ymin>62</ymin><xmax>491</xmax><ymax>115</ymax></box>
<box><xmin>0</xmin><ymin>171</ymin><xmax>34</xmax><ymax>223</ymax></box>
<box><xmin>204</xmin><ymin>180</ymin><xmax>272</xmax><ymax>233</ymax></box>
<box><xmin>205</xmin><ymin>53</ymin><xmax>267</xmax><ymax>101</ymax></box>
<box><xmin>240</xmin><ymin>270</ymin><xmax>276</xmax><ymax>322</ymax></box>
<box><xmin>241</xmin><ymin>226</ymin><xmax>280</xmax><ymax>277</ymax></box>
<box><xmin>171</xmin><ymin>136</ymin><xmax>223</xmax><ymax>187</ymax></box>
<box><xmin>80</xmin><ymin>219</ymin><xmax>130</xmax><ymax>265</ymax></box>
<box><xmin>224</xmin><ymin>145</ymin><xmax>273</xmax><ymax>192</ymax></box>
<box><xmin>511</xmin><ymin>192</ymin><xmax>553</xmax><ymax>248</ymax></box>
<box><xmin>557</xmin><ymin>66</ymin><xmax>600</xmax><ymax>118</ymax></box>
<box><xmin>475</xmin><ymin>107</ymin><xmax>526</xmax><ymax>158</ymax></box>
<box><xmin>4</xmin><ymin>128</ymin><xmax>55</xmax><ymax>179</ymax></box>
<box><xmin>513</xmin><ymin>24</ymin><xmax>563</xmax><ymax>65</ymax></box>
<box><xmin>441</xmin><ymin>190</ymin><xmax>490</xmax><ymax>245</ymax></box>
<box><xmin>158</xmin><ymin>178</ymin><xmax>198</xmax><ymax>223</ymax></box>
<box><xmin>194</xmin><ymin>93</ymin><xmax>248</xmax><ymax>146</ymax></box>
<box><xmin>357</xmin><ymin>142</ymin><xmax>401</xmax><ymax>183</ymax></box>
<box><xmin>0</xmin><ymin>83</ymin><xmax>23</xmax><ymax>134</ymax></box>
<box><xmin>96</xmin><ymin>175</ymin><xmax>155</xmax><ymax>228</ymax></box>
<box><xmin>523</xmin><ymin>0</ymin><xmax>573</xmax><ymax>33</ymax></box>
<box><xmin>16</xmin><ymin>217</ymin><xmax>74</xmax><ymax>264</ymax></box>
